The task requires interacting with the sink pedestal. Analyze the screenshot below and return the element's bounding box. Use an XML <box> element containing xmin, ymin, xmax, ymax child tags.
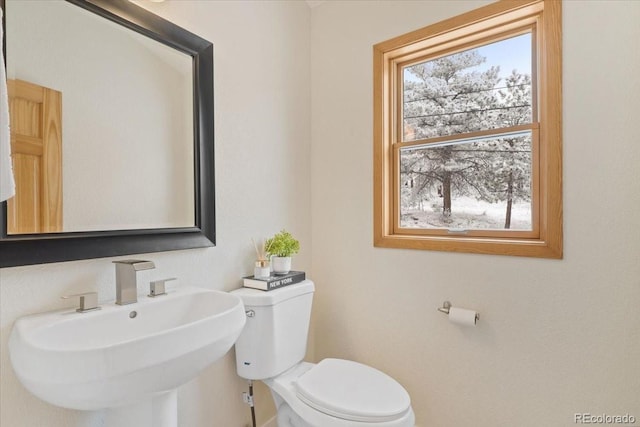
<box><xmin>105</xmin><ymin>390</ymin><xmax>177</xmax><ymax>427</ymax></box>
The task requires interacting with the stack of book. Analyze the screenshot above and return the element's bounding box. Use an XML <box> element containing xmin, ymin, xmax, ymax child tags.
<box><xmin>242</xmin><ymin>271</ymin><xmax>306</xmax><ymax>291</ymax></box>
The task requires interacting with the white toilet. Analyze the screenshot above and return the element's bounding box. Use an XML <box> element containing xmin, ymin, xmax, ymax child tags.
<box><xmin>232</xmin><ymin>280</ymin><xmax>415</xmax><ymax>427</ymax></box>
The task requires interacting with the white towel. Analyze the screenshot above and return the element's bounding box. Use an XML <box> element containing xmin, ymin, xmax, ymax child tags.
<box><xmin>0</xmin><ymin>7</ymin><xmax>16</xmax><ymax>202</ymax></box>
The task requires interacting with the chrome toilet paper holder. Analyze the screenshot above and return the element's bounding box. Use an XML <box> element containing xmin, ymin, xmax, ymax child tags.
<box><xmin>437</xmin><ymin>301</ymin><xmax>480</xmax><ymax>321</ymax></box>
<box><xmin>437</xmin><ymin>301</ymin><xmax>453</xmax><ymax>314</ymax></box>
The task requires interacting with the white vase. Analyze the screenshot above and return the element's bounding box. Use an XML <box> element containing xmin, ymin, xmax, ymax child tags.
<box><xmin>271</xmin><ymin>256</ymin><xmax>291</xmax><ymax>275</ymax></box>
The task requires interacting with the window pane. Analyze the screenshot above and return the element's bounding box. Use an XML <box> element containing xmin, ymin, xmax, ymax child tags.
<box><xmin>400</xmin><ymin>132</ymin><xmax>532</xmax><ymax>231</ymax></box>
<box><xmin>403</xmin><ymin>33</ymin><xmax>532</xmax><ymax>142</ymax></box>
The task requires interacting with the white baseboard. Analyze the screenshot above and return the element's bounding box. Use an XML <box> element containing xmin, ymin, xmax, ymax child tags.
<box><xmin>261</xmin><ymin>415</ymin><xmax>277</xmax><ymax>427</ymax></box>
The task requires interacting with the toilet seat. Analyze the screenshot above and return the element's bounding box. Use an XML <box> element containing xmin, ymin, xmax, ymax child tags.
<box><xmin>266</xmin><ymin>360</ymin><xmax>414</xmax><ymax>427</ymax></box>
<box><xmin>295</xmin><ymin>358</ymin><xmax>411</xmax><ymax>422</ymax></box>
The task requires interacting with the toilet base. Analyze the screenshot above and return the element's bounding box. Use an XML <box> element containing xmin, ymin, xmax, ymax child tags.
<box><xmin>276</xmin><ymin>402</ymin><xmax>307</xmax><ymax>427</ymax></box>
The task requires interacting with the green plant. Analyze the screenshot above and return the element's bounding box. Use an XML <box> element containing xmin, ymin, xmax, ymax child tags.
<box><xmin>265</xmin><ymin>229</ymin><xmax>300</xmax><ymax>258</ymax></box>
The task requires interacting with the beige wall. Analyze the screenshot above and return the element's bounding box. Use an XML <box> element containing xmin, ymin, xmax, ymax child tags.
<box><xmin>2</xmin><ymin>1</ymin><xmax>639</xmax><ymax>427</ymax></box>
<box><xmin>310</xmin><ymin>1</ymin><xmax>640</xmax><ymax>426</ymax></box>
<box><xmin>0</xmin><ymin>1</ymin><xmax>310</xmax><ymax>426</ymax></box>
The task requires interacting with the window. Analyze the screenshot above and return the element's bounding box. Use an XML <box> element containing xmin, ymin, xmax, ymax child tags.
<box><xmin>373</xmin><ymin>0</ymin><xmax>562</xmax><ymax>258</ymax></box>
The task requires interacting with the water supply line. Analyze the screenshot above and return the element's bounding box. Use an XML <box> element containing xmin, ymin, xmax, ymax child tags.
<box><xmin>243</xmin><ymin>379</ymin><xmax>256</xmax><ymax>427</ymax></box>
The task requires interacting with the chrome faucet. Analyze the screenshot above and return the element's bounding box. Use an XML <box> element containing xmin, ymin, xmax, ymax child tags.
<box><xmin>113</xmin><ymin>260</ymin><xmax>155</xmax><ymax>305</ymax></box>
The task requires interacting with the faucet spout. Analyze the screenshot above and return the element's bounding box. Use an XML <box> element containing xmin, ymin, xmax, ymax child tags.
<box><xmin>113</xmin><ymin>260</ymin><xmax>155</xmax><ymax>305</ymax></box>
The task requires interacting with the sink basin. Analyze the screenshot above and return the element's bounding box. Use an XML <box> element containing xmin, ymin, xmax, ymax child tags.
<box><xmin>9</xmin><ymin>286</ymin><xmax>246</xmax><ymax>411</ymax></box>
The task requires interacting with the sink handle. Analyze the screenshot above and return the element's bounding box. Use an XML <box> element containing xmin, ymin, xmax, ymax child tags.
<box><xmin>148</xmin><ymin>278</ymin><xmax>176</xmax><ymax>297</ymax></box>
<box><xmin>61</xmin><ymin>292</ymin><xmax>101</xmax><ymax>313</ymax></box>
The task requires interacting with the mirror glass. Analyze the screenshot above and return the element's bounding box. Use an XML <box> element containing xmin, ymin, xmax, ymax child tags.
<box><xmin>5</xmin><ymin>0</ymin><xmax>194</xmax><ymax>234</ymax></box>
<box><xmin>0</xmin><ymin>0</ymin><xmax>215</xmax><ymax>268</ymax></box>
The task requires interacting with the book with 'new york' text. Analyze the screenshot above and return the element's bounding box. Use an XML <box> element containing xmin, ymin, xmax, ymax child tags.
<box><xmin>242</xmin><ymin>271</ymin><xmax>306</xmax><ymax>291</ymax></box>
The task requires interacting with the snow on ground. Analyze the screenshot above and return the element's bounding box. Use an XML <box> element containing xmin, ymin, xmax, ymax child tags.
<box><xmin>401</xmin><ymin>196</ymin><xmax>532</xmax><ymax>230</ymax></box>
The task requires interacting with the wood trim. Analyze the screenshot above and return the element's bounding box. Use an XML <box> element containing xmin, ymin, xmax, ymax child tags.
<box><xmin>12</xmin><ymin>135</ymin><xmax>44</xmax><ymax>156</ymax></box>
<box><xmin>392</xmin><ymin>20</ymin><xmax>538</xmax><ymax>71</ymax></box>
<box><xmin>7</xmin><ymin>79</ymin><xmax>44</xmax><ymax>102</ymax></box>
<box><xmin>7</xmin><ymin>155</ymin><xmax>40</xmax><ymax>233</ymax></box>
<box><xmin>41</xmin><ymin>87</ymin><xmax>63</xmax><ymax>232</ymax></box>
<box><xmin>7</xmin><ymin>80</ymin><xmax>63</xmax><ymax>234</ymax></box>
<box><xmin>536</xmin><ymin>0</ymin><xmax>562</xmax><ymax>258</ymax></box>
<box><xmin>394</xmin><ymin>227</ymin><xmax>538</xmax><ymax>239</ymax></box>
<box><xmin>373</xmin><ymin>44</ymin><xmax>397</xmax><ymax>243</ymax></box>
<box><xmin>374</xmin><ymin>1</ymin><xmax>543</xmax><ymax>59</ymax></box>
<box><xmin>374</xmin><ymin>233</ymin><xmax>557</xmax><ymax>258</ymax></box>
<box><xmin>373</xmin><ymin>0</ymin><xmax>562</xmax><ymax>258</ymax></box>
<box><xmin>396</xmin><ymin>124</ymin><xmax>538</xmax><ymax>150</ymax></box>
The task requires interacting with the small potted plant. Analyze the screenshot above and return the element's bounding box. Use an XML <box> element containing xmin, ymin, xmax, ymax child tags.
<box><xmin>265</xmin><ymin>229</ymin><xmax>300</xmax><ymax>275</ymax></box>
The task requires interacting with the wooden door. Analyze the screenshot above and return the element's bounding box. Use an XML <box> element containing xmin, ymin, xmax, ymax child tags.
<box><xmin>7</xmin><ymin>79</ymin><xmax>62</xmax><ymax>234</ymax></box>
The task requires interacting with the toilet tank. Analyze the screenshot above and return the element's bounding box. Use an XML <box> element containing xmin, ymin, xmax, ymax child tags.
<box><xmin>232</xmin><ymin>280</ymin><xmax>315</xmax><ymax>380</ymax></box>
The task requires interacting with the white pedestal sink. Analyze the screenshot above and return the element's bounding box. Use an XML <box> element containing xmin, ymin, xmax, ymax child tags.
<box><xmin>9</xmin><ymin>286</ymin><xmax>246</xmax><ymax>427</ymax></box>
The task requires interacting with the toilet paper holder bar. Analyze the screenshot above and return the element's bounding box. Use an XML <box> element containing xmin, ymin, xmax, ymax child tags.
<box><xmin>437</xmin><ymin>301</ymin><xmax>480</xmax><ymax>321</ymax></box>
<box><xmin>437</xmin><ymin>301</ymin><xmax>452</xmax><ymax>314</ymax></box>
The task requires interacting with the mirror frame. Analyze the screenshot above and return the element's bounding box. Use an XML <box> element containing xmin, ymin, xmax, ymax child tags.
<box><xmin>0</xmin><ymin>0</ymin><xmax>215</xmax><ymax>268</ymax></box>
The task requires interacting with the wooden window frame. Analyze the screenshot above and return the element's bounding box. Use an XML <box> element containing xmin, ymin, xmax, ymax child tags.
<box><xmin>373</xmin><ymin>0</ymin><xmax>562</xmax><ymax>258</ymax></box>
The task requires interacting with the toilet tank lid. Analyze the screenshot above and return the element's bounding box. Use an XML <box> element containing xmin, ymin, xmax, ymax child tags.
<box><xmin>231</xmin><ymin>280</ymin><xmax>315</xmax><ymax>306</ymax></box>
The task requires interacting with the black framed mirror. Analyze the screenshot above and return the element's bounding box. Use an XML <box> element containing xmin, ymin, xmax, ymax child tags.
<box><xmin>0</xmin><ymin>0</ymin><xmax>215</xmax><ymax>268</ymax></box>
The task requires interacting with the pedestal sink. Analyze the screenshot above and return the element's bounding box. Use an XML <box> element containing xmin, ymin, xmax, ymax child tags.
<box><xmin>9</xmin><ymin>286</ymin><xmax>246</xmax><ymax>427</ymax></box>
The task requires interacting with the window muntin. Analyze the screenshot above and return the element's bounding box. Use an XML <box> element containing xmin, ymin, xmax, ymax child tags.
<box><xmin>373</xmin><ymin>0</ymin><xmax>562</xmax><ymax>258</ymax></box>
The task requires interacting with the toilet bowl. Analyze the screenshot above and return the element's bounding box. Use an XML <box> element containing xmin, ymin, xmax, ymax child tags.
<box><xmin>266</xmin><ymin>360</ymin><xmax>414</xmax><ymax>427</ymax></box>
<box><xmin>232</xmin><ymin>280</ymin><xmax>415</xmax><ymax>427</ymax></box>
